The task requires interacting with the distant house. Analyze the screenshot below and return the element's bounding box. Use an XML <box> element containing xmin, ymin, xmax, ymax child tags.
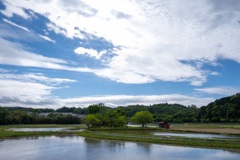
<box><xmin>157</xmin><ymin>122</ymin><xmax>170</xmax><ymax>129</ymax></box>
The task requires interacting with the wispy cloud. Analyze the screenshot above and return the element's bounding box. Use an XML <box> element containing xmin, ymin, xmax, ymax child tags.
<box><xmin>0</xmin><ymin>70</ymin><xmax>76</xmax><ymax>107</ymax></box>
<box><xmin>3</xmin><ymin>18</ymin><xmax>30</xmax><ymax>32</ymax></box>
<box><xmin>194</xmin><ymin>87</ymin><xmax>240</xmax><ymax>95</ymax></box>
<box><xmin>60</xmin><ymin>94</ymin><xmax>214</xmax><ymax>107</ymax></box>
<box><xmin>38</xmin><ymin>34</ymin><xmax>56</xmax><ymax>43</ymax></box>
<box><xmin>0</xmin><ymin>37</ymin><xmax>67</xmax><ymax>69</ymax></box>
<box><xmin>0</xmin><ymin>72</ymin><xmax>76</xmax><ymax>85</ymax></box>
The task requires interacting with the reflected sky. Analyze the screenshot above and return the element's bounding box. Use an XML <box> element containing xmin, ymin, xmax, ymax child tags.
<box><xmin>0</xmin><ymin>136</ymin><xmax>239</xmax><ymax>160</ymax></box>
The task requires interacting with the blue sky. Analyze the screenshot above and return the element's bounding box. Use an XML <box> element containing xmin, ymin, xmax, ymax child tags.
<box><xmin>0</xmin><ymin>0</ymin><xmax>240</xmax><ymax>108</ymax></box>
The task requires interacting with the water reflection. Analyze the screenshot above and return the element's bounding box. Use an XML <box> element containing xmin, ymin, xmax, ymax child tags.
<box><xmin>0</xmin><ymin>136</ymin><xmax>239</xmax><ymax>160</ymax></box>
<box><xmin>84</xmin><ymin>138</ymin><xmax>127</xmax><ymax>160</ymax></box>
<box><xmin>136</xmin><ymin>143</ymin><xmax>151</xmax><ymax>154</ymax></box>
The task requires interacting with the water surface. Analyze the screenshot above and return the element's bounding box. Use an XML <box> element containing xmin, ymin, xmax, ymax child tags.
<box><xmin>0</xmin><ymin>136</ymin><xmax>240</xmax><ymax>160</ymax></box>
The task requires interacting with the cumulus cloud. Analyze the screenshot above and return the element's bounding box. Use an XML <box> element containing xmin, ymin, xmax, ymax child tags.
<box><xmin>1</xmin><ymin>0</ymin><xmax>240</xmax><ymax>86</ymax></box>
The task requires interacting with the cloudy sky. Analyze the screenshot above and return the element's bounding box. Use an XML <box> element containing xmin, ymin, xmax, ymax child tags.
<box><xmin>0</xmin><ymin>0</ymin><xmax>240</xmax><ymax>108</ymax></box>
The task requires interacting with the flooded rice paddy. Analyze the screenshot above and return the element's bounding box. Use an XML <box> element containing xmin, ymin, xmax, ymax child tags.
<box><xmin>0</xmin><ymin>136</ymin><xmax>240</xmax><ymax>160</ymax></box>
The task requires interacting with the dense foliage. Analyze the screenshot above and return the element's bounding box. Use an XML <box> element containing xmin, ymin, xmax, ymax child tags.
<box><xmin>199</xmin><ymin>93</ymin><xmax>240</xmax><ymax>122</ymax></box>
<box><xmin>1</xmin><ymin>93</ymin><xmax>240</xmax><ymax>125</ymax></box>
<box><xmin>0</xmin><ymin>107</ymin><xmax>81</xmax><ymax>125</ymax></box>
<box><xmin>130</xmin><ymin>110</ymin><xmax>154</xmax><ymax>127</ymax></box>
<box><xmin>83</xmin><ymin>105</ymin><xmax>128</xmax><ymax>128</ymax></box>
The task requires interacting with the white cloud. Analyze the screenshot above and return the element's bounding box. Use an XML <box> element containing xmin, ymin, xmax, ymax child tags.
<box><xmin>0</xmin><ymin>71</ymin><xmax>76</xmax><ymax>107</ymax></box>
<box><xmin>0</xmin><ymin>37</ymin><xmax>68</xmax><ymax>69</ymax></box>
<box><xmin>0</xmin><ymin>1</ymin><xmax>30</xmax><ymax>19</ymax></box>
<box><xmin>3</xmin><ymin>18</ymin><xmax>30</xmax><ymax>32</ymax></box>
<box><xmin>0</xmin><ymin>79</ymin><xmax>52</xmax><ymax>98</ymax></box>
<box><xmin>0</xmin><ymin>22</ymin><xmax>41</xmax><ymax>42</ymax></box>
<box><xmin>38</xmin><ymin>34</ymin><xmax>56</xmax><ymax>43</ymax></box>
<box><xmin>194</xmin><ymin>87</ymin><xmax>240</xmax><ymax>95</ymax></box>
<box><xmin>0</xmin><ymin>72</ymin><xmax>76</xmax><ymax>85</ymax></box>
<box><xmin>0</xmin><ymin>37</ymin><xmax>96</xmax><ymax>74</ymax></box>
<box><xmin>0</xmin><ymin>69</ymin><xmax>214</xmax><ymax>108</ymax></box>
<box><xmin>94</xmin><ymin>50</ymin><xmax>206</xmax><ymax>85</ymax></box>
<box><xmin>60</xmin><ymin>94</ymin><xmax>214</xmax><ymax>107</ymax></box>
<box><xmin>74</xmin><ymin>47</ymin><xmax>106</xmax><ymax>60</ymax></box>
<box><xmin>46</xmin><ymin>23</ymin><xmax>69</xmax><ymax>38</ymax></box>
<box><xmin>0</xmin><ymin>79</ymin><xmax>55</xmax><ymax>107</ymax></box>
<box><xmin>1</xmin><ymin>0</ymin><xmax>240</xmax><ymax>85</ymax></box>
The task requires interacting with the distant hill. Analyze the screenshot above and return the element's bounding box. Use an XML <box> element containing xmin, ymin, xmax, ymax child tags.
<box><xmin>199</xmin><ymin>93</ymin><xmax>240</xmax><ymax>122</ymax></box>
<box><xmin>6</xmin><ymin>107</ymin><xmax>55</xmax><ymax>113</ymax></box>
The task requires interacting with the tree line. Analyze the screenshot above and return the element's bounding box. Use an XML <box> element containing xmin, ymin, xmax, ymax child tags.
<box><xmin>1</xmin><ymin>93</ymin><xmax>240</xmax><ymax>125</ymax></box>
<box><xmin>0</xmin><ymin>108</ymin><xmax>81</xmax><ymax>125</ymax></box>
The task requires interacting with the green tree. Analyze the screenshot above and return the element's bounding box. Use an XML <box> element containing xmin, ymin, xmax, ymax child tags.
<box><xmin>198</xmin><ymin>106</ymin><xmax>207</xmax><ymax>123</ymax></box>
<box><xmin>117</xmin><ymin>115</ymin><xmax>128</xmax><ymax>127</ymax></box>
<box><xmin>10</xmin><ymin>110</ymin><xmax>32</xmax><ymax>124</ymax></box>
<box><xmin>56</xmin><ymin>106</ymin><xmax>75</xmax><ymax>113</ymax></box>
<box><xmin>0</xmin><ymin>107</ymin><xmax>10</xmax><ymax>125</ymax></box>
<box><xmin>88</xmin><ymin>104</ymin><xmax>101</xmax><ymax>114</ymax></box>
<box><xmin>84</xmin><ymin>114</ymin><xmax>100</xmax><ymax>129</ymax></box>
<box><xmin>106</xmin><ymin>110</ymin><xmax>118</xmax><ymax>127</ymax></box>
<box><xmin>130</xmin><ymin>111</ymin><xmax>154</xmax><ymax>127</ymax></box>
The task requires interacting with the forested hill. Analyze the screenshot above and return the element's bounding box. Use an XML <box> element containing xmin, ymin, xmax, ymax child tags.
<box><xmin>1</xmin><ymin>93</ymin><xmax>240</xmax><ymax>125</ymax></box>
<box><xmin>199</xmin><ymin>93</ymin><xmax>240</xmax><ymax>122</ymax></box>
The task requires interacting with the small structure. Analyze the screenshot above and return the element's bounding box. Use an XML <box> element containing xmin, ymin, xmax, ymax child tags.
<box><xmin>157</xmin><ymin>122</ymin><xmax>170</xmax><ymax>129</ymax></box>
